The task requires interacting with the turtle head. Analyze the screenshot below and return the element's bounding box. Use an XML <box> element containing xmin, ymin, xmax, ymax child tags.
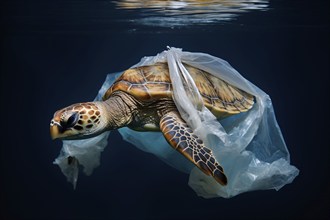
<box><xmin>50</xmin><ymin>102</ymin><xmax>105</xmax><ymax>140</ymax></box>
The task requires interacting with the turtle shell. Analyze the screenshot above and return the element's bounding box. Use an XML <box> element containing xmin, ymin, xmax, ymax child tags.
<box><xmin>103</xmin><ymin>63</ymin><xmax>254</xmax><ymax>118</ymax></box>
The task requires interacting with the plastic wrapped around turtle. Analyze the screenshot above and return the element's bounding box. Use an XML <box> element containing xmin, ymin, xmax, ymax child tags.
<box><xmin>52</xmin><ymin>47</ymin><xmax>299</xmax><ymax>198</ymax></box>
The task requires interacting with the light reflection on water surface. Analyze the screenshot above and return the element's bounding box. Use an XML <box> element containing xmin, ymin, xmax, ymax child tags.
<box><xmin>113</xmin><ymin>0</ymin><xmax>269</xmax><ymax>27</ymax></box>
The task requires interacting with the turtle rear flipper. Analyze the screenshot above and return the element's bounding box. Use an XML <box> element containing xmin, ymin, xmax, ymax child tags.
<box><xmin>160</xmin><ymin>111</ymin><xmax>227</xmax><ymax>186</ymax></box>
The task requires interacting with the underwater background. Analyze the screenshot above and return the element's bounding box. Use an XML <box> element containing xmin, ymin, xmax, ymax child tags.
<box><xmin>1</xmin><ymin>0</ymin><xmax>329</xmax><ymax>219</ymax></box>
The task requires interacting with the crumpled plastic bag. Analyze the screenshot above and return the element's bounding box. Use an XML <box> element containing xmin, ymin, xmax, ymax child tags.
<box><xmin>54</xmin><ymin>47</ymin><xmax>299</xmax><ymax>198</ymax></box>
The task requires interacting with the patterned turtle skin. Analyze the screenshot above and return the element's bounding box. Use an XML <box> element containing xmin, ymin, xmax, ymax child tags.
<box><xmin>51</xmin><ymin>62</ymin><xmax>255</xmax><ymax>187</ymax></box>
<box><xmin>103</xmin><ymin>63</ymin><xmax>254</xmax><ymax>118</ymax></box>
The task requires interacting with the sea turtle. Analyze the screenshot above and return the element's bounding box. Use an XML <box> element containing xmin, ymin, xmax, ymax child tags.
<box><xmin>50</xmin><ymin>63</ymin><xmax>254</xmax><ymax>185</ymax></box>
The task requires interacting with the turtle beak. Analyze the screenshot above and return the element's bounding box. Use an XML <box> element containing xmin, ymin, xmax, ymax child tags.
<box><xmin>50</xmin><ymin>119</ymin><xmax>62</xmax><ymax>140</ymax></box>
<box><xmin>50</xmin><ymin>124</ymin><xmax>60</xmax><ymax>140</ymax></box>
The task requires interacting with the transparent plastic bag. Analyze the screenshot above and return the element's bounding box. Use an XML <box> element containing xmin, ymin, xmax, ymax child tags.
<box><xmin>54</xmin><ymin>47</ymin><xmax>299</xmax><ymax>198</ymax></box>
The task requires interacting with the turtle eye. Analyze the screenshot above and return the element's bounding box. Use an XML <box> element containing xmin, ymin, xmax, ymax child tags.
<box><xmin>67</xmin><ymin>112</ymin><xmax>78</xmax><ymax>127</ymax></box>
<box><xmin>61</xmin><ymin>112</ymin><xmax>78</xmax><ymax>128</ymax></box>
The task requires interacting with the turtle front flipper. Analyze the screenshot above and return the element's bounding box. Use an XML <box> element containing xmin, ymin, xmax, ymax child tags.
<box><xmin>160</xmin><ymin>111</ymin><xmax>227</xmax><ymax>186</ymax></box>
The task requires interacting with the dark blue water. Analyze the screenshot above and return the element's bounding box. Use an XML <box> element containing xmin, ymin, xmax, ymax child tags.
<box><xmin>1</xmin><ymin>0</ymin><xmax>329</xmax><ymax>219</ymax></box>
